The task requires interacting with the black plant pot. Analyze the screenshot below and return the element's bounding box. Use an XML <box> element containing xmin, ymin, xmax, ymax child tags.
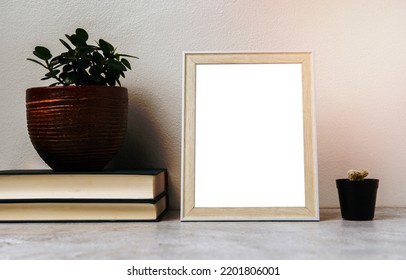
<box><xmin>336</xmin><ymin>179</ymin><xmax>379</xmax><ymax>221</ymax></box>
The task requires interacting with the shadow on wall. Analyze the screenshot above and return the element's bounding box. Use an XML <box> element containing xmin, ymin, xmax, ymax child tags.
<box><xmin>106</xmin><ymin>87</ymin><xmax>167</xmax><ymax>172</ymax></box>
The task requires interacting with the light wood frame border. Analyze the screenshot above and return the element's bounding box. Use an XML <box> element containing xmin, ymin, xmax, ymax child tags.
<box><xmin>181</xmin><ymin>52</ymin><xmax>319</xmax><ymax>221</ymax></box>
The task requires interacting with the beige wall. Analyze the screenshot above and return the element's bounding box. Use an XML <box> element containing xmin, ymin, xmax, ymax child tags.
<box><xmin>1</xmin><ymin>0</ymin><xmax>406</xmax><ymax>208</ymax></box>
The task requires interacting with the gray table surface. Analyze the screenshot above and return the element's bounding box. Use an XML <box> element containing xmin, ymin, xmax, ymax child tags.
<box><xmin>0</xmin><ymin>208</ymin><xmax>405</xmax><ymax>259</ymax></box>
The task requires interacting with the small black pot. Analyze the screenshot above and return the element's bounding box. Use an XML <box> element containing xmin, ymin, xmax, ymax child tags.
<box><xmin>336</xmin><ymin>179</ymin><xmax>379</xmax><ymax>220</ymax></box>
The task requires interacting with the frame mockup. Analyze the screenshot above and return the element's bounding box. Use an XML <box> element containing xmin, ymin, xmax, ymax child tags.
<box><xmin>181</xmin><ymin>52</ymin><xmax>319</xmax><ymax>221</ymax></box>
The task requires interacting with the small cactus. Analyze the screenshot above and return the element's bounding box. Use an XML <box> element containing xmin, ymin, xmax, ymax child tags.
<box><xmin>347</xmin><ymin>169</ymin><xmax>369</xmax><ymax>181</ymax></box>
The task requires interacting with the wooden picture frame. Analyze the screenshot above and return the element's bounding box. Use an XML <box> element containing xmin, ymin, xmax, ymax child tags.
<box><xmin>181</xmin><ymin>52</ymin><xmax>319</xmax><ymax>221</ymax></box>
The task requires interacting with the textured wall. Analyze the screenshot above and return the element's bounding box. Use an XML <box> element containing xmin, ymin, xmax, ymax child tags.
<box><xmin>1</xmin><ymin>0</ymin><xmax>406</xmax><ymax>208</ymax></box>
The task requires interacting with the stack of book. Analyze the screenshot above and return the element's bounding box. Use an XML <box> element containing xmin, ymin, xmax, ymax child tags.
<box><xmin>0</xmin><ymin>169</ymin><xmax>167</xmax><ymax>222</ymax></box>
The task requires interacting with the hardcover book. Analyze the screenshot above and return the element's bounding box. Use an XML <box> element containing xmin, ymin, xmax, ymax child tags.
<box><xmin>0</xmin><ymin>192</ymin><xmax>167</xmax><ymax>222</ymax></box>
<box><xmin>0</xmin><ymin>169</ymin><xmax>166</xmax><ymax>200</ymax></box>
<box><xmin>0</xmin><ymin>169</ymin><xmax>168</xmax><ymax>222</ymax></box>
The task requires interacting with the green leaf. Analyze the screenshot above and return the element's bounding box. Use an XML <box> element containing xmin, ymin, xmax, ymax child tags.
<box><xmin>62</xmin><ymin>64</ymin><xmax>73</xmax><ymax>72</ymax></box>
<box><xmin>112</xmin><ymin>69</ymin><xmax>121</xmax><ymax>79</ymax></box>
<box><xmin>92</xmin><ymin>52</ymin><xmax>104</xmax><ymax>64</ymax></box>
<box><xmin>27</xmin><ymin>58</ymin><xmax>47</xmax><ymax>68</ymax></box>
<box><xmin>33</xmin><ymin>46</ymin><xmax>52</xmax><ymax>60</ymax></box>
<box><xmin>50</xmin><ymin>55</ymin><xmax>69</xmax><ymax>67</ymax></box>
<box><xmin>58</xmin><ymin>52</ymin><xmax>75</xmax><ymax>63</ymax></box>
<box><xmin>77</xmin><ymin>59</ymin><xmax>91</xmax><ymax>69</ymax></box>
<box><xmin>45</xmin><ymin>69</ymin><xmax>60</xmax><ymax>77</ymax></box>
<box><xmin>105</xmin><ymin>73</ymin><xmax>116</xmax><ymax>86</ymax></box>
<box><xmin>49</xmin><ymin>59</ymin><xmax>59</xmax><ymax>68</ymax></box>
<box><xmin>106</xmin><ymin>59</ymin><xmax>126</xmax><ymax>71</ymax></box>
<box><xmin>49</xmin><ymin>58</ymin><xmax>63</xmax><ymax>68</ymax></box>
<box><xmin>56</xmin><ymin>57</ymin><xmax>73</xmax><ymax>65</ymax></box>
<box><xmin>89</xmin><ymin>67</ymin><xmax>104</xmax><ymax>84</ymax></box>
<box><xmin>60</xmin><ymin>72</ymin><xmax>78</xmax><ymax>85</ymax></box>
<box><xmin>52</xmin><ymin>69</ymin><xmax>60</xmax><ymax>76</ymax></box>
<box><xmin>77</xmin><ymin>46</ymin><xmax>96</xmax><ymax>55</ymax></box>
<box><xmin>75</xmin><ymin>28</ymin><xmax>89</xmax><ymax>41</ymax></box>
<box><xmin>66</xmin><ymin>34</ymin><xmax>86</xmax><ymax>46</ymax></box>
<box><xmin>121</xmin><ymin>58</ymin><xmax>131</xmax><ymax>70</ymax></box>
<box><xmin>99</xmin><ymin>39</ymin><xmax>114</xmax><ymax>54</ymax></box>
<box><xmin>59</xmin><ymin>39</ymin><xmax>73</xmax><ymax>51</ymax></box>
<box><xmin>65</xmin><ymin>34</ymin><xmax>73</xmax><ymax>45</ymax></box>
<box><xmin>77</xmin><ymin>68</ymin><xmax>92</xmax><ymax>85</ymax></box>
<box><xmin>118</xmin><ymin>53</ymin><xmax>139</xmax><ymax>59</ymax></box>
<box><xmin>89</xmin><ymin>65</ymin><xmax>102</xmax><ymax>75</ymax></box>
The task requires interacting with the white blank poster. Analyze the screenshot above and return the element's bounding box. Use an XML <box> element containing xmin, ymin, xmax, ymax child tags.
<box><xmin>194</xmin><ymin>64</ymin><xmax>305</xmax><ymax>207</ymax></box>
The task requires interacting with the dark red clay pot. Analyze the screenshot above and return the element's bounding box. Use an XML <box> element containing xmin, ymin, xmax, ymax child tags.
<box><xmin>26</xmin><ymin>86</ymin><xmax>128</xmax><ymax>171</ymax></box>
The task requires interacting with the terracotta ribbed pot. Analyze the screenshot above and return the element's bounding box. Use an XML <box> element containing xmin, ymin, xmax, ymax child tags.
<box><xmin>26</xmin><ymin>86</ymin><xmax>128</xmax><ymax>171</ymax></box>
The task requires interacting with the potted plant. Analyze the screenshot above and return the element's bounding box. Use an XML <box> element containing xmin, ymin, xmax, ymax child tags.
<box><xmin>26</xmin><ymin>28</ymin><xmax>137</xmax><ymax>171</ymax></box>
<box><xmin>336</xmin><ymin>169</ymin><xmax>379</xmax><ymax>220</ymax></box>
